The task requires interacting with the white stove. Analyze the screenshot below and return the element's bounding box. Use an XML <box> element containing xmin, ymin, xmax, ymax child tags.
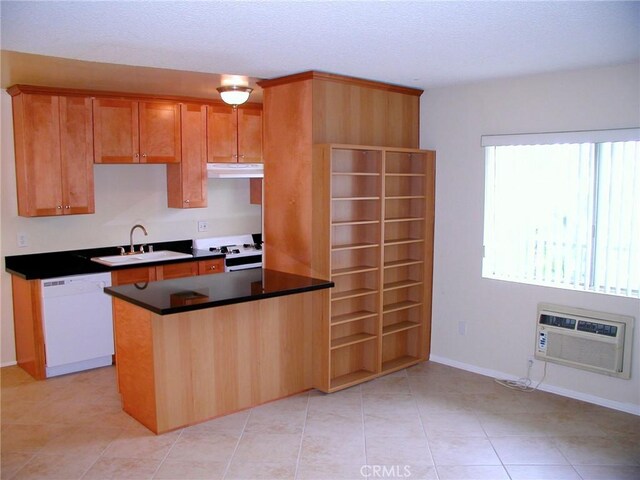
<box><xmin>193</xmin><ymin>234</ymin><xmax>262</xmax><ymax>272</ymax></box>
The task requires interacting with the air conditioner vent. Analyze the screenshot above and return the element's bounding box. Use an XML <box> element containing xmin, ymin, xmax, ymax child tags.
<box><xmin>535</xmin><ymin>303</ymin><xmax>634</xmax><ymax>379</ymax></box>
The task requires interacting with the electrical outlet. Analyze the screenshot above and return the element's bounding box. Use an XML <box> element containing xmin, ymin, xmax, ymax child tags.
<box><xmin>197</xmin><ymin>221</ymin><xmax>209</xmax><ymax>233</ymax></box>
<box><xmin>17</xmin><ymin>232</ymin><xmax>28</xmax><ymax>248</ymax></box>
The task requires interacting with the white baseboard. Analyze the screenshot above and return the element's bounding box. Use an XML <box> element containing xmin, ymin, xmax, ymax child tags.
<box><xmin>429</xmin><ymin>354</ymin><xmax>640</xmax><ymax>416</ymax></box>
<box><xmin>1</xmin><ymin>360</ymin><xmax>18</xmax><ymax>368</ymax></box>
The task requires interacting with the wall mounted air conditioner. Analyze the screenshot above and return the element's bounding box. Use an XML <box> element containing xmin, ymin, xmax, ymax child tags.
<box><xmin>535</xmin><ymin>303</ymin><xmax>634</xmax><ymax>379</ymax></box>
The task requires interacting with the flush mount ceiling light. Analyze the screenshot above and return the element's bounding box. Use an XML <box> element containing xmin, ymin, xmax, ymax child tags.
<box><xmin>217</xmin><ymin>85</ymin><xmax>253</xmax><ymax>107</ymax></box>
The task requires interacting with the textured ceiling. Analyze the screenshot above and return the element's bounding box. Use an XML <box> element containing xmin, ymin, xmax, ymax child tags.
<box><xmin>1</xmin><ymin>0</ymin><xmax>639</xmax><ymax>90</ymax></box>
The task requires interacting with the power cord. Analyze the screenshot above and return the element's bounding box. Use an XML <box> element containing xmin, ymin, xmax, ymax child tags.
<box><xmin>494</xmin><ymin>359</ymin><xmax>547</xmax><ymax>392</ymax></box>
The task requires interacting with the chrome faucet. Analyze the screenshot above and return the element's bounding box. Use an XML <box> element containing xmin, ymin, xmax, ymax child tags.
<box><xmin>129</xmin><ymin>224</ymin><xmax>148</xmax><ymax>254</ymax></box>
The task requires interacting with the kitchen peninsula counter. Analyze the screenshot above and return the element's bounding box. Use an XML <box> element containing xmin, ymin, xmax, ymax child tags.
<box><xmin>105</xmin><ymin>269</ymin><xmax>333</xmax><ymax>434</ymax></box>
<box><xmin>104</xmin><ymin>268</ymin><xmax>333</xmax><ymax>314</ymax></box>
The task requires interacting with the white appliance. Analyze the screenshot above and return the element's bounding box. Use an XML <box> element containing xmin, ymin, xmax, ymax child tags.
<box><xmin>535</xmin><ymin>303</ymin><xmax>634</xmax><ymax>379</ymax></box>
<box><xmin>41</xmin><ymin>272</ymin><xmax>114</xmax><ymax>377</ymax></box>
<box><xmin>206</xmin><ymin>163</ymin><xmax>263</xmax><ymax>178</ymax></box>
<box><xmin>193</xmin><ymin>234</ymin><xmax>262</xmax><ymax>271</ymax></box>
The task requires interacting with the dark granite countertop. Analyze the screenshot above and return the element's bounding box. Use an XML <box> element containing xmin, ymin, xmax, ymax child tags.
<box><xmin>104</xmin><ymin>268</ymin><xmax>334</xmax><ymax>315</ymax></box>
<box><xmin>4</xmin><ymin>240</ymin><xmax>224</xmax><ymax>280</ymax></box>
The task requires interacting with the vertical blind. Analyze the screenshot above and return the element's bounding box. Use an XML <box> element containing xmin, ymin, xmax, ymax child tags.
<box><xmin>482</xmin><ymin>129</ymin><xmax>640</xmax><ymax>298</ymax></box>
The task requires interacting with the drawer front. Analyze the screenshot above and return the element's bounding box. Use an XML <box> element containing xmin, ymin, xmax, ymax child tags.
<box><xmin>159</xmin><ymin>261</ymin><xmax>198</xmax><ymax>280</ymax></box>
<box><xmin>198</xmin><ymin>258</ymin><xmax>224</xmax><ymax>275</ymax></box>
<box><xmin>111</xmin><ymin>266</ymin><xmax>156</xmax><ymax>286</ymax></box>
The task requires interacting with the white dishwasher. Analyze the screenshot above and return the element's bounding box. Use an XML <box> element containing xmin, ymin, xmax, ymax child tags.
<box><xmin>41</xmin><ymin>272</ymin><xmax>114</xmax><ymax>377</ymax></box>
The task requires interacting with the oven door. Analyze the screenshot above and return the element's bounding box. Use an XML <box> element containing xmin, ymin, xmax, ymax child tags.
<box><xmin>225</xmin><ymin>254</ymin><xmax>263</xmax><ymax>272</ymax></box>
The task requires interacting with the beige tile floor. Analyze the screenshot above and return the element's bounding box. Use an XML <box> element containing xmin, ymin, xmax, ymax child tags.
<box><xmin>1</xmin><ymin>361</ymin><xmax>639</xmax><ymax>480</ymax></box>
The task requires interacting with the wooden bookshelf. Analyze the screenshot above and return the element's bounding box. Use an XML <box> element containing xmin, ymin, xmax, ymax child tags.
<box><xmin>314</xmin><ymin>145</ymin><xmax>435</xmax><ymax>392</ymax></box>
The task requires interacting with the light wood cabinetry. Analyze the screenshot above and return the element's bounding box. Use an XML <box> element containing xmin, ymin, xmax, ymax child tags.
<box><xmin>313</xmin><ymin>145</ymin><xmax>435</xmax><ymax>391</ymax></box>
<box><xmin>198</xmin><ymin>258</ymin><xmax>224</xmax><ymax>275</ymax></box>
<box><xmin>113</xmin><ymin>288</ymin><xmax>324</xmax><ymax>433</ymax></box>
<box><xmin>111</xmin><ymin>266</ymin><xmax>158</xmax><ymax>286</ymax></box>
<box><xmin>93</xmin><ymin>98</ymin><xmax>181</xmax><ymax>164</ymax></box>
<box><xmin>10</xmin><ymin>276</ymin><xmax>46</xmax><ymax>379</ymax></box>
<box><xmin>111</xmin><ymin>259</ymin><xmax>223</xmax><ymax>286</ymax></box>
<box><xmin>9</xmin><ymin>88</ymin><xmax>94</xmax><ymax>217</ymax></box>
<box><xmin>167</xmin><ymin>104</ymin><xmax>207</xmax><ymax>208</ymax></box>
<box><xmin>9</xmin><ymin>85</ymin><xmax>263</xmax><ymax>213</ymax></box>
<box><xmin>157</xmin><ymin>261</ymin><xmax>199</xmax><ymax>280</ymax></box>
<box><xmin>207</xmin><ymin>104</ymin><xmax>262</xmax><ymax>163</ymax></box>
<box><xmin>260</xmin><ymin>72</ymin><xmax>431</xmax><ymax>391</ymax></box>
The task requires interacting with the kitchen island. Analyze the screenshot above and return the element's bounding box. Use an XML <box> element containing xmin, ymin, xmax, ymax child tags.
<box><xmin>104</xmin><ymin>268</ymin><xmax>332</xmax><ymax>434</ymax></box>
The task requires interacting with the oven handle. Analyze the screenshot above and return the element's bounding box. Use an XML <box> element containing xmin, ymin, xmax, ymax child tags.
<box><xmin>226</xmin><ymin>263</ymin><xmax>262</xmax><ymax>272</ymax></box>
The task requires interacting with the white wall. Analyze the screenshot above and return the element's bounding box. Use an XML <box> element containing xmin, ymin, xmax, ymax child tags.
<box><xmin>421</xmin><ymin>62</ymin><xmax>640</xmax><ymax>414</ymax></box>
<box><xmin>0</xmin><ymin>90</ymin><xmax>262</xmax><ymax>365</ymax></box>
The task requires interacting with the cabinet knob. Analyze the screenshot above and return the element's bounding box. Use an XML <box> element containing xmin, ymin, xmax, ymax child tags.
<box><xmin>184</xmin><ymin>199</ymin><xmax>190</xmax><ymax>204</ymax></box>
<box><xmin>64</xmin><ymin>205</ymin><xmax>70</xmax><ymax>209</ymax></box>
<box><xmin>210</xmin><ymin>265</ymin><xmax>217</xmax><ymax>270</ymax></box>
<box><xmin>142</xmin><ymin>153</ymin><xmax>147</xmax><ymax>158</ymax></box>
<box><xmin>134</xmin><ymin>153</ymin><xmax>139</xmax><ymax>159</ymax></box>
<box><xmin>240</xmin><ymin>155</ymin><xmax>245</xmax><ymax>159</ymax></box>
<box><xmin>57</xmin><ymin>205</ymin><xmax>62</xmax><ymax>209</ymax></box>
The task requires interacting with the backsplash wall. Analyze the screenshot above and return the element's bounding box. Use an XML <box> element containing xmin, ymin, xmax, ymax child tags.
<box><xmin>0</xmin><ymin>90</ymin><xmax>262</xmax><ymax>365</ymax></box>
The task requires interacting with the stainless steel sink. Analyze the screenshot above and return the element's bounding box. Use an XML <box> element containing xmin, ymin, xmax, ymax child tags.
<box><xmin>91</xmin><ymin>250</ymin><xmax>193</xmax><ymax>267</ymax></box>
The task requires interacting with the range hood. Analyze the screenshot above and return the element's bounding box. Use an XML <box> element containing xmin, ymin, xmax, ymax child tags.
<box><xmin>206</xmin><ymin>163</ymin><xmax>264</xmax><ymax>179</ymax></box>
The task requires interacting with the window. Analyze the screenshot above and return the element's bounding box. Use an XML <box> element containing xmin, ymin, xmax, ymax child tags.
<box><xmin>482</xmin><ymin>129</ymin><xmax>640</xmax><ymax>298</ymax></box>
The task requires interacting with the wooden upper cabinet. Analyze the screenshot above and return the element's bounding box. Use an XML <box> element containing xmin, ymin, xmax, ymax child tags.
<box><xmin>93</xmin><ymin>99</ymin><xmax>181</xmax><ymax>164</ymax></box>
<box><xmin>92</xmin><ymin>99</ymin><xmax>138</xmax><ymax>163</ymax></box>
<box><xmin>238</xmin><ymin>108</ymin><xmax>263</xmax><ymax>163</ymax></box>
<box><xmin>139</xmin><ymin>102</ymin><xmax>181</xmax><ymax>163</ymax></box>
<box><xmin>59</xmin><ymin>97</ymin><xmax>96</xmax><ymax>214</ymax></box>
<box><xmin>167</xmin><ymin>104</ymin><xmax>208</xmax><ymax>208</ymax></box>
<box><xmin>207</xmin><ymin>105</ymin><xmax>237</xmax><ymax>163</ymax></box>
<box><xmin>10</xmin><ymin>90</ymin><xmax>94</xmax><ymax>217</ymax></box>
<box><xmin>207</xmin><ymin>104</ymin><xmax>262</xmax><ymax>163</ymax></box>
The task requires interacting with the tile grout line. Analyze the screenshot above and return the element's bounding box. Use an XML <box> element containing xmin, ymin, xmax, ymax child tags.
<box><xmin>58</xmin><ymin>421</ymin><xmax>118</xmax><ymax>480</ymax></box>
<box><xmin>5</xmin><ymin>452</ymin><xmax>37</xmax><ymax>480</ymax></box>
<box><xmin>292</xmin><ymin>391</ymin><xmax>311</xmax><ymax>480</ymax></box>
<box><xmin>221</xmin><ymin>406</ymin><xmax>253</xmax><ymax>480</ymax></box>
<box><xmin>474</xmin><ymin>395</ymin><xmax>512</xmax><ymax>479</ymax></box>
<box><xmin>149</xmin><ymin>426</ymin><xmax>185</xmax><ymax>479</ymax></box>
<box><xmin>359</xmin><ymin>384</ymin><xmax>368</xmax><ymax>479</ymax></box>
<box><xmin>407</xmin><ymin>367</ymin><xmax>440</xmax><ymax>480</ymax></box>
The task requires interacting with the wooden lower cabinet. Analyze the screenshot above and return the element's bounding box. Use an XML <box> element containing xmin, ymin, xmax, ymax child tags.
<box><xmin>111</xmin><ymin>266</ymin><xmax>157</xmax><ymax>286</ymax></box>
<box><xmin>158</xmin><ymin>261</ymin><xmax>198</xmax><ymax>280</ymax></box>
<box><xmin>111</xmin><ymin>259</ymin><xmax>223</xmax><ymax>286</ymax></box>
<box><xmin>198</xmin><ymin>258</ymin><xmax>224</xmax><ymax>275</ymax></box>
<box><xmin>113</xmin><ymin>289</ymin><xmax>324</xmax><ymax>433</ymax></box>
<box><xmin>10</xmin><ymin>276</ymin><xmax>46</xmax><ymax>379</ymax></box>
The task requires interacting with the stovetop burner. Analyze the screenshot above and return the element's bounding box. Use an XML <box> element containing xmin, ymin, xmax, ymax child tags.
<box><xmin>194</xmin><ymin>234</ymin><xmax>263</xmax><ymax>259</ymax></box>
<box><xmin>210</xmin><ymin>246</ymin><xmax>242</xmax><ymax>255</ymax></box>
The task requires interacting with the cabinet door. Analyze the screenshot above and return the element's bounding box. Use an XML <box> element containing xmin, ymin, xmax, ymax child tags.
<box><xmin>167</xmin><ymin>104</ymin><xmax>207</xmax><ymax>208</ymax></box>
<box><xmin>139</xmin><ymin>102</ymin><xmax>181</xmax><ymax>164</ymax></box>
<box><xmin>198</xmin><ymin>258</ymin><xmax>225</xmax><ymax>275</ymax></box>
<box><xmin>158</xmin><ymin>261</ymin><xmax>199</xmax><ymax>280</ymax></box>
<box><xmin>111</xmin><ymin>267</ymin><xmax>157</xmax><ymax>286</ymax></box>
<box><xmin>93</xmin><ymin>99</ymin><xmax>139</xmax><ymax>164</ymax></box>
<box><xmin>238</xmin><ymin>108</ymin><xmax>263</xmax><ymax>163</ymax></box>
<box><xmin>59</xmin><ymin>96</ymin><xmax>95</xmax><ymax>214</ymax></box>
<box><xmin>207</xmin><ymin>104</ymin><xmax>237</xmax><ymax>163</ymax></box>
<box><xmin>13</xmin><ymin>94</ymin><xmax>63</xmax><ymax>216</ymax></box>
